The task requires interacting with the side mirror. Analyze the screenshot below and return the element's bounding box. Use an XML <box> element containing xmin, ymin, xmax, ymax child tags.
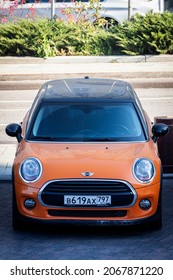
<box><xmin>152</xmin><ymin>123</ymin><xmax>169</xmax><ymax>143</ymax></box>
<box><xmin>6</xmin><ymin>123</ymin><xmax>23</xmax><ymax>143</ymax></box>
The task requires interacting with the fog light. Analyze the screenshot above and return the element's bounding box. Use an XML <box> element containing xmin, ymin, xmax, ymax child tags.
<box><xmin>139</xmin><ymin>199</ymin><xmax>151</xmax><ymax>210</ymax></box>
<box><xmin>24</xmin><ymin>199</ymin><xmax>36</xmax><ymax>209</ymax></box>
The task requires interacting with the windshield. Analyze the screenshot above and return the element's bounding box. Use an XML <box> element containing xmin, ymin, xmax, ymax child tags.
<box><xmin>30</xmin><ymin>103</ymin><xmax>145</xmax><ymax>142</ymax></box>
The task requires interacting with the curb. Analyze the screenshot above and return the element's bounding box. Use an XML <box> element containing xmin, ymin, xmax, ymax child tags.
<box><xmin>1</xmin><ymin>78</ymin><xmax>173</xmax><ymax>90</ymax></box>
<box><xmin>0</xmin><ymin>55</ymin><xmax>173</xmax><ymax>64</ymax></box>
<box><xmin>1</xmin><ymin>72</ymin><xmax>173</xmax><ymax>81</ymax></box>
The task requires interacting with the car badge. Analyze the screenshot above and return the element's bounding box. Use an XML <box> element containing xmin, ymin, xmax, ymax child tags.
<box><xmin>81</xmin><ymin>171</ymin><xmax>94</xmax><ymax>177</ymax></box>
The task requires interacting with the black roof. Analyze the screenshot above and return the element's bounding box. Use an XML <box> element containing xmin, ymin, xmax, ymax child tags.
<box><xmin>37</xmin><ymin>78</ymin><xmax>138</xmax><ymax>103</ymax></box>
<box><xmin>25</xmin><ymin>78</ymin><xmax>148</xmax><ymax>139</ymax></box>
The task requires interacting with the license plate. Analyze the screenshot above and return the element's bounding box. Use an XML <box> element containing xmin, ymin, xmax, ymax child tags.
<box><xmin>64</xmin><ymin>195</ymin><xmax>111</xmax><ymax>206</ymax></box>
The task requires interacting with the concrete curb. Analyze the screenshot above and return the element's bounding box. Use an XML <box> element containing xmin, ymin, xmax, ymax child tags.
<box><xmin>1</xmin><ymin>78</ymin><xmax>173</xmax><ymax>90</ymax></box>
<box><xmin>0</xmin><ymin>55</ymin><xmax>173</xmax><ymax>64</ymax></box>
<box><xmin>1</xmin><ymin>72</ymin><xmax>173</xmax><ymax>81</ymax></box>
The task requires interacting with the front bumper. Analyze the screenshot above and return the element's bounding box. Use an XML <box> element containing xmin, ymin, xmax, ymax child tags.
<box><xmin>14</xmin><ymin>179</ymin><xmax>161</xmax><ymax>224</ymax></box>
<box><xmin>13</xmin><ymin>209</ymin><xmax>161</xmax><ymax>228</ymax></box>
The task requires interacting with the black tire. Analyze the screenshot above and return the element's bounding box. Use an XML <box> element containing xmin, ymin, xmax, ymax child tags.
<box><xmin>150</xmin><ymin>202</ymin><xmax>162</xmax><ymax>230</ymax></box>
<box><xmin>12</xmin><ymin>187</ymin><xmax>24</xmax><ymax>230</ymax></box>
<box><xmin>12</xmin><ymin>169</ymin><xmax>27</xmax><ymax>230</ymax></box>
<box><xmin>149</xmin><ymin>178</ymin><xmax>163</xmax><ymax>230</ymax></box>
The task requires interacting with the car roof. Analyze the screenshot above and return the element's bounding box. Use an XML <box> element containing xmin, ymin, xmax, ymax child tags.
<box><xmin>25</xmin><ymin>78</ymin><xmax>149</xmax><ymax>140</ymax></box>
<box><xmin>37</xmin><ymin>78</ymin><xmax>138</xmax><ymax>103</ymax></box>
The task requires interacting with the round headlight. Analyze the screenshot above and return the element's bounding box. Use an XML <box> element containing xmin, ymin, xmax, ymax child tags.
<box><xmin>20</xmin><ymin>157</ymin><xmax>42</xmax><ymax>182</ymax></box>
<box><xmin>133</xmin><ymin>158</ymin><xmax>155</xmax><ymax>183</ymax></box>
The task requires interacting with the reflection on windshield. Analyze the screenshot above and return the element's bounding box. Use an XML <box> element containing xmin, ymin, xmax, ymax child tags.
<box><xmin>31</xmin><ymin>103</ymin><xmax>145</xmax><ymax>142</ymax></box>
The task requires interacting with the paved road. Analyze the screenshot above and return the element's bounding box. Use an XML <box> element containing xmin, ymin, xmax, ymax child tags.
<box><xmin>0</xmin><ymin>179</ymin><xmax>173</xmax><ymax>260</ymax></box>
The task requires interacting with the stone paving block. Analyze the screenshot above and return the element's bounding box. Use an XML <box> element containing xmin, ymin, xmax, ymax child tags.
<box><xmin>0</xmin><ymin>144</ymin><xmax>16</xmax><ymax>181</ymax></box>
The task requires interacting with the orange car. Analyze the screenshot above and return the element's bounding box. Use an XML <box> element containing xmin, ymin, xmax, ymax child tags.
<box><xmin>6</xmin><ymin>78</ymin><xmax>168</xmax><ymax>230</ymax></box>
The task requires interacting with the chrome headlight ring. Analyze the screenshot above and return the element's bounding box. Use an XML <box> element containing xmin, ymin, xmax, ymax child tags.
<box><xmin>133</xmin><ymin>157</ymin><xmax>155</xmax><ymax>184</ymax></box>
<box><xmin>19</xmin><ymin>157</ymin><xmax>42</xmax><ymax>183</ymax></box>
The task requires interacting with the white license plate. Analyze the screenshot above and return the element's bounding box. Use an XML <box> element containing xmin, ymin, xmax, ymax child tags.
<box><xmin>64</xmin><ymin>195</ymin><xmax>111</xmax><ymax>206</ymax></box>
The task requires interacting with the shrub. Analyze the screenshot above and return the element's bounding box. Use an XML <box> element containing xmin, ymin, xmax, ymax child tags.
<box><xmin>0</xmin><ymin>11</ymin><xmax>173</xmax><ymax>57</ymax></box>
<box><xmin>0</xmin><ymin>0</ymin><xmax>119</xmax><ymax>57</ymax></box>
<box><xmin>110</xmin><ymin>11</ymin><xmax>173</xmax><ymax>55</ymax></box>
<box><xmin>0</xmin><ymin>19</ymin><xmax>118</xmax><ymax>57</ymax></box>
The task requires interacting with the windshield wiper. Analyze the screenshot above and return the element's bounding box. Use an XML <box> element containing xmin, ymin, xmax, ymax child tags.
<box><xmin>29</xmin><ymin>136</ymin><xmax>122</xmax><ymax>142</ymax></box>
<box><xmin>30</xmin><ymin>136</ymin><xmax>72</xmax><ymax>141</ymax></box>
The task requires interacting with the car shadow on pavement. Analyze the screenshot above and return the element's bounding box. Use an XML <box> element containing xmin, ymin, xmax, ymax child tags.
<box><xmin>13</xmin><ymin>221</ymin><xmax>159</xmax><ymax>239</ymax></box>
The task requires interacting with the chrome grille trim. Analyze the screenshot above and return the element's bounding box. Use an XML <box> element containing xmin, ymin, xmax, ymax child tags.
<box><xmin>38</xmin><ymin>179</ymin><xmax>137</xmax><ymax>208</ymax></box>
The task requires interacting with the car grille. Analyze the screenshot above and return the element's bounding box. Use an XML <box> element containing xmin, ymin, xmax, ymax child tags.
<box><xmin>38</xmin><ymin>180</ymin><xmax>136</xmax><ymax>208</ymax></box>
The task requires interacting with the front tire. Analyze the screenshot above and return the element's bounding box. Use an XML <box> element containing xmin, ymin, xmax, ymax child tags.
<box><xmin>150</xmin><ymin>199</ymin><xmax>162</xmax><ymax>230</ymax></box>
<box><xmin>147</xmin><ymin>182</ymin><xmax>163</xmax><ymax>230</ymax></box>
<box><xmin>12</xmin><ymin>187</ymin><xmax>23</xmax><ymax>230</ymax></box>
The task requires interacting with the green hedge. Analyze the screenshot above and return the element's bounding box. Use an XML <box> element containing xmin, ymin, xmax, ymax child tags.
<box><xmin>0</xmin><ymin>19</ymin><xmax>118</xmax><ymax>57</ymax></box>
<box><xmin>0</xmin><ymin>11</ymin><xmax>173</xmax><ymax>57</ymax></box>
<box><xmin>110</xmin><ymin>11</ymin><xmax>173</xmax><ymax>55</ymax></box>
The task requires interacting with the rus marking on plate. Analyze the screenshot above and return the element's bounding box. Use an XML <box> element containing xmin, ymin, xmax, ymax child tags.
<box><xmin>64</xmin><ymin>195</ymin><xmax>111</xmax><ymax>206</ymax></box>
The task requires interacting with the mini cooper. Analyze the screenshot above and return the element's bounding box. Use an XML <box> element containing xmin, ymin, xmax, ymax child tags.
<box><xmin>6</xmin><ymin>78</ymin><xmax>168</xmax><ymax>229</ymax></box>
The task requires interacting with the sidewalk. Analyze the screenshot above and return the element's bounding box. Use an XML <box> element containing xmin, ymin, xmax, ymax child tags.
<box><xmin>0</xmin><ymin>55</ymin><xmax>173</xmax><ymax>181</ymax></box>
<box><xmin>1</xmin><ymin>55</ymin><xmax>173</xmax><ymax>80</ymax></box>
<box><xmin>1</xmin><ymin>55</ymin><xmax>173</xmax><ymax>90</ymax></box>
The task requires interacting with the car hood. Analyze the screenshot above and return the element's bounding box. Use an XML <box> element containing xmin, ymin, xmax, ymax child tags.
<box><xmin>15</xmin><ymin>141</ymin><xmax>161</xmax><ymax>186</ymax></box>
